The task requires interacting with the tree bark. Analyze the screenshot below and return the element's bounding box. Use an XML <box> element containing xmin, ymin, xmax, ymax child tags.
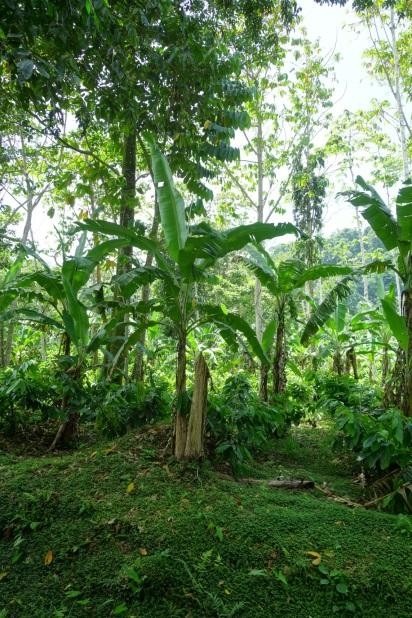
<box><xmin>354</xmin><ymin>206</ymin><xmax>369</xmax><ymax>302</ymax></box>
<box><xmin>107</xmin><ymin>128</ymin><xmax>137</xmax><ymax>382</ymax></box>
<box><xmin>132</xmin><ymin>203</ymin><xmax>160</xmax><ymax>382</ymax></box>
<box><xmin>389</xmin><ymin>8</ymin><xmax>411</xmax><ymax>179</ymax></box>
<box><xmin>217</xmin><ymin>473</ymin><xmax>314</xmax><ymax>489</ymax></box>
<box><xmin>0</xmin><ymin>323</ymin><xmax>5</xmax><ymax>367</ymax></box>
<box><xmin>259</xmin><ymin>363</ymin><xmax>269</xmax><ymax>402</ymax></box>
<box><xmin>49</xmin><ymin>334</ymin><xmax>80</xmax><ymax>450</ymax></box>
<box><xmin>382</xmin><ymin>346</ymin><xmax>390</xmax><ymax>386</ymax></box>
<box><xmin>255</xmin><ymin>117</ymin><xmax>268</xmax><ymax>399</ymax></box>
<box><xmin>184</xmin><ymin>353</ymin><xmax>210</xmax><ymax>460</ymax></box>
<box><xmin>404</xmin><ymin>288</ymin><xmax>412</xmax><ymax>417</ymax></box>
<box><xmin>174</xmin><ymin>330</ymin><xmax>188</xmax><ymax>460</ymax></box>
<box><xmin>5</xmin><ymin>323</ymin><xmax>14</xmax><ymax>366</ymax></box>
<box><xmin>383</xmin><ymin>346</ymin><xmax>405</xmax><ymax>409</ymax></box>
<box><xmin>346</xmin><ymin>346</ymin><xmax>358</xmax><ymax>380</ymax></box>
<box><xmin>333</xmin><ymin>349</ymin><xmax>343</xmax><ymax>376</ymax></box>
<box><xmin>273</xmin><ymin>303</ymin><xmax>286</xmax><ymax>395</ymax></box>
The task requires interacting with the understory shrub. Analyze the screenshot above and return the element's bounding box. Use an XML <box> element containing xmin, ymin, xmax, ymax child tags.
<box><xmin>208</xmin><ymin>373</ymin><xmax>301</xmax><ymax>471</ymax></box>
<box><xmin>92</xmin><ymin>381</ymin><xmax>170</xmax><ymax>437</ymax></box>
<box><xmin>298</xmin><ymin>372</ymin><xmax>412</xmax><ymax>512</ymax></box>
<box><xmin>313</xmin><ymin>373</ymin><xmax>381</xmax><ymax>415</ymax></box>
<box><xmin>0</xmin><ymin>360</ymin><xmax>59</xmax><ymax>434</ymax></box>
<box><xmin>0</xmin><ymin>361</ymin><xmax>170</xmax><ymax>439</ymax></box>
<box><xmin>334</xmin><ymin>407</ymin><xmax>412</xmax><ymax>471</ymax></box>
<box><xmin>333</xmin><ymin>406</ymin><xmax>412</xmax><ymax>512</ymax></box>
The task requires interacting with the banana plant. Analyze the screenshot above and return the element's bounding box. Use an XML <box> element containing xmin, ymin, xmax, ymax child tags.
<box><xmin>0</xmin><ymin>238</ymin><xmax>134</xmax><ymax>355</ymax></box>
<box><xmin>79</xmin><ymin>136</ymin><xmax>301</xmax><ymax>459</ymax></box>
<box><xmin>344</xmin><ymin>177</ymin><xmax>412</xmax><ymax>416</ymax></box>
<box><xmin>0</xmin><ymin>237</ymin><xmax>133</xmax><ymax>447</ymax></box>
<box><xmin>245</xmin><ymin>244</ymin><xmax>355</xmax><ymax>398</ymax></box>
<box><xmin>304</xmin><ymin>302</ymin><xmax>372</xmax><ymax>380</ymax></box>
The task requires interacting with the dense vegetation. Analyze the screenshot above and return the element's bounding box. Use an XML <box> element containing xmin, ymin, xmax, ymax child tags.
<box><xmin>0</xmin><ymin>0</ymin><xmax>411</xmax><ymax>616</ymax></box>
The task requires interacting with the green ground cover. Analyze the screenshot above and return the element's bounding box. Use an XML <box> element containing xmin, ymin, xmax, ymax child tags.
<box><xmin>0</xmin><ymin>425</ymin><xmax>411</xmax><ymax>617</ymax></box>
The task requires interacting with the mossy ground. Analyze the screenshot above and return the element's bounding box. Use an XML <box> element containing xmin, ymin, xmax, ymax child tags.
<box><xmin>0</xmin><ymin>424</ymin><xmax>411</xmax><ymax>617</ymax></box>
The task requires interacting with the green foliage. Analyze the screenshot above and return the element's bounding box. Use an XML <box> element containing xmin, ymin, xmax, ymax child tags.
<box><xmin>0</xmin><ymin>424</ymin><xmax>411</xmax><ymax>617</ymax></box>
<box><xmin>333</xmin><ymin>407</ymin><xmax>412</xmax><ymax>472</ymax></box>
<box><xmin>314</xmin><ymin>373</ymin><xmax>381</xmax><ymax>414</ymax></box>
<box><xmin>0</xmin><ymin>361</ymin><xmax>59</xmax><ymax>434</ymax></box>
<box><xmin>208</xmin><ymin>374</ymin><xmax>297</xmax><ymax>470</ymax></box>
<box><xmin>301</xmin><ymin>277</ymin><xmax>354</xmax><ymax>345</ymax></box>
<box><xmin>0</xmin><ymin>360</ymin><xmax>169</xmax><ymax>439</ymax></box>
<box><xmin>92</xmin><ymin>382</ymin><xmax>170</xmax><ymax>438</ymax></box>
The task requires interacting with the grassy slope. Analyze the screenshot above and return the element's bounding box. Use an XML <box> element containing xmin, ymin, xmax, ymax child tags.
<box><xmin>0</xmin><ymin>425</ymin><xmax>411</xmax><ymax>617</ymax></box>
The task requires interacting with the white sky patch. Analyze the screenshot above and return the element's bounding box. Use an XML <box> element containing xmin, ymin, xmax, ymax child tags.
<box><xmin>301</xmin><ymin>0</ymin><xmax>404</xmax><ymax>236</ymax></box>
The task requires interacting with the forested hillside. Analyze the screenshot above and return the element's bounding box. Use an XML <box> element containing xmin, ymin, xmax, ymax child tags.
<box><xmin>0</xmin><ymin>0</ymin><xmax>411</xmax><ymax>616</ymax></box>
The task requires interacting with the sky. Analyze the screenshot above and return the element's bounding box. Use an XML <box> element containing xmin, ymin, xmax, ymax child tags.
<box><xmin>301</xmin><ymin>0</ymin><xmax>384</xmax><ymax>112</ymax></box>
<box><xmin>300</xmin><ymin>0</ymin><xmax>393</xmax><ymax>235</ymax></box>
<box><xmin>16</xmin><ymin>1</ymin><xmax>399</xmax><ymax>249</ymax></box>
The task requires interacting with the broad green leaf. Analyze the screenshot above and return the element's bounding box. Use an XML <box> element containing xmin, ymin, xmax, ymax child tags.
<box><xmin>277</xmin><ymin>259</ymin><xmax>306</xmax><ymax>291</ymax></box>
<box><xmin>201</xmin><ymin>304</ymin><xmax>268</xmax><ymax>364</ymax></box>
<box><xmin>295</xmin><ymin>264</ymin><xmax>353</xmax><ymax>287</ymax></box>
<box><xmin>244</xmin><ymin>246</ymin><xmax>278</xmax><ymax>294</ymax></box>
<box><xmin>77</xmin><ymin>219</ymin><xmax>160</xmax><ymax>256</ymax></box>
<box><xmin>396</xmin><ymin>183</ymin><xmax>412</xmax><ymax>242</ymax></box>
<box><xmin>360</xmin><ymin>259</ymin><xmax>394</xmax><ymax>275</ymax></box>
<box><xmin>179</xmin><ymin>222</ymin><xmax>298</xmax><ymax>276</ymax></box>
<box><xmin>61</xmin><ymin>260</ymin><xmax>90</xmax><ymax>348</ymax></box>
<box><xmin>17</xmin><ymin>271</ymin><xmax>64</xmax><ymax>301</ymax></box>
<box><xmin>223</xmin><ymin>222</ymin><xmax>299</xmax><ymax>254</ymax></box>
<box><xmin>334</xmin><ymin>302</ymin><xmax>347</xmax><ymax>334</ymax></box>
<box><xmin>0</xmin><ymin>308</ymin><xmax>63</xmax><ymax>330</ymax></box>
<box><xmin>0</xmin><ymin>290</ymin><xmax>19</xmax><ymax>313</ymax></box>
<box><xmin>381</xmin><ymin>298</ymin><xmax>408</xmax><ymax>351</ymax></box>
<box><xmin>287</xmin><ymin>359</ymin><xmax>302</xmax><ymax>377</ymax></box>
<box><xmin>87</xmin><ymin>318</ymin><xmax>119</xmax><ymax>353</ymax></box>
<box><xmin>3</xmin><ymin>251</ymin><xmax>26</xmax><ymax>285</ymax></box>
<box><xmin>262</xmin><ymin>318</ymin><xmax>277</xmax><ymax>355</ymax></box>
<box><xmin>64</xmin><ymin>257</ymin><xmax>94</xmax><ymax>294</ymax></box>
<box><xmin>112</xmin><ymin>267</ymin><xmax>166</xmax><ymax>297</ymax></box>
<box><xmin>301</xmin><ymin>277</ymin><xmax>353</xmax><ymax>346</ymax></box>
<box><xmin>86</xmin><ymin>238</ymin><xmax>131</xmax><ymax>264</ymax></box>
<box><xmin>344</xmin><ymin>177</ymin><xmax>399</xmax><ymax>251</ymax></box>
<box><xmin>146</xmin><ymin>134</ymin><xmax>187</xmax><ymax>261</ymax></box>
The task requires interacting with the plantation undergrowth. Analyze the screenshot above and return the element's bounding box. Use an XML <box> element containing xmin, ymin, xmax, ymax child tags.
<box><xmin>0</xmin><ymin>424</ymin><xmax>411</xmax><ymax>617</ymax></box>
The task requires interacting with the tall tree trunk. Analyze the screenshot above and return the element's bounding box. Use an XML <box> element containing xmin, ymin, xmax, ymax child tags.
<box><xmin>132</xmin><ymin>204</ymin><xmax>160</xmax><ymax>382</ymax></box>
<box><xmin>404</xmin><ymin>288</ymin><xmax>412</xmax><ymax>417</ymax></box>
<box><xmin>354</xmin><ymin>206</ymin><xmax>369</xmax><ymax>302</ymax></box>
<box><xmin>333</xmin><ymin>349</ymin><xmax>343</xmax><ymax>376</ymax></box>
<box><xmin>174</xmin><ymin>330</ymin><xmax>188</xmax><ymax>460</ymax></box>
<box><xmin>49</xmin><ymin>334</ymin><xmax>80</xmax><ymax>450</ymax></box>
<box><xmin>259</xmin><ymin>363</ymin><xmax>269</xmax><ymax>402</ymax></box>
<box><xmin>384</xmin><ymin>289</ymin><xmax>412</xmax><ymax>416</ymax></box>
<box><xmin>0</xmin><ymin>323</ymin><xmax>5</xmax><ymax>367</ymax></box>
<box><xmin>384</xmin><ymin>346</ymin><xmax>405</xmax><ymax>410</ymax></box>
<box><xmin>5</xmin><ymin>323</ymin><xmax>14</xmax><ymax>366</ymax></box>
<box><xmin>382</xmin><ymin>346</ymin><xmax>390</xmax><ymax>386</ymax></box>
<box><xmin>273</xmin><ymin>303</ymin><xmax>287</xmax><ymax>395</ymax></box>
<box><xmin>184</xmin><ymin>353</ymin><xmax>210</xmax><ymax>460</ymax></box>
<box><xmin>389</xmin><ymin>8</ymin><xmax>410</xmax><ymax>180</ymax></box>
<box><xmin>107</xmin><ymin>128</ymin><xmax>137</xmax><ymax>382</ymax></box>
<box><xmin>346</xmin><ymin>346</ymin><xmax>359</xmax><ymax>380</ymax></box>
<box><xmin>255</xmin><ymin>117</ymin><xmax>268</xmax><ymax>398</ymax></box>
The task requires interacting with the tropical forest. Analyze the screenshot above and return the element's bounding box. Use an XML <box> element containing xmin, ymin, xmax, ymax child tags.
<box><xmin>0</xmin><ymin>0</ymin><xmax>411</xmax><ymax>616</ymax></box>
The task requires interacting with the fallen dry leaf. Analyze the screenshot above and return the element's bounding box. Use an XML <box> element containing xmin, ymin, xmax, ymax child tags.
<box><xmin>126</xmin><ymin>482</ymin><xmax>135</xmax><ymax>494</ymax></box>
<box><xmin>138</xmin><ymin>547</ymin><xmax>148</xmax><ymax>556</ymax></box>
<box><xmin>305</xmin><ymin>551</ymin><xmax>321</xmax><ymax>566</ymax></box>
<box><xmin>44</xmin><ymin>550</ymin><xmax>53</xmax><ymax>566</ymax></box>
